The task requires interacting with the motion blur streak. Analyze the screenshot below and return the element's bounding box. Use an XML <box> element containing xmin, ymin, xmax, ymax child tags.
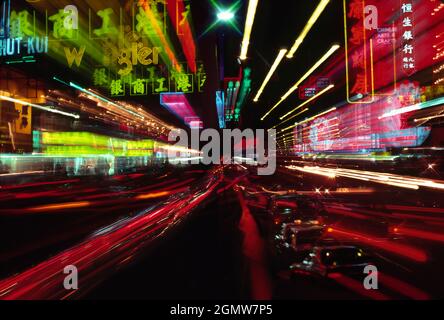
<box><xmin>236</xmin><ymin>187</ymin><xmax>272</xmax><ymax>300</ymax></box>
<box><xmin>395</xmin><ymin>227</ymin><xmax>444</xmax><ymax>243</ymax></box>
<box><xmin>0</xmin><ymin>171</ymin><xmax>44</xmax><ymax>177</ymax></box>
<box><xmin>327</xmin><ymin>273</ymin><xmax>390</xmax><ymax>300</ymax></box>
<box><xmin>385</xmin><ymin>205</ymin><xmax>444</xmax><ymax>214</ymax></box>
<box><xmin>27</xmin><ymin>201</ymin><xmax>91</xmax><ymax>212</ymax></box>
<box><xmin>0</xmin><ymin>172</ymin><xmax>222</xmax><ymax>300</ymax></box>
<box><xmin>327</xmin><ymin>227</ymin><xmax>428</xmax><ymax>263</ymax></box>
<box><xmin>135</xmin><ymin>190</ymin><xmax>173</xmax><ymax>200</ymax></box>
<box><xmin>378</xmin><ymin>272</ymin><xmax>430</xmax><ymax>300</ymax></box>
<box><xmin>0</xmin><ymin>179</ymin><xmax>80</xmax><ymax>190</ymax></box>
<box><xmin>286</xmin><ymin>165</ymin><xmax>444</xmax><ymax>191</ymax></box>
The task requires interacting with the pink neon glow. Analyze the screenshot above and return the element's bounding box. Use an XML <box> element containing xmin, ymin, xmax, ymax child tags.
<box><xmin>292</xmin><ymin>86</ymin><xmax>431</xmax><ymax>152</ymax></box>
<box><xmin>160</xmin><ymin>93</ymin><xmax>202</xmax><ymax>128</ymax></box>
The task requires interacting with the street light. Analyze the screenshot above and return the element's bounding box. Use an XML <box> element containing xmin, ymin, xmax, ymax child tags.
<box><xmin>217</xmin><ymin>10</ymin><xmax>235</xmax><ymax>21</ymax></box>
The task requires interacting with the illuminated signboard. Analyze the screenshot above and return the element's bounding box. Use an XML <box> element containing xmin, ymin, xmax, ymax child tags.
<box><xmin>216</xmin><ymin>91</ymin><xmax>225</xmax><ymax>129</ymax></box>
<box><xmin>299</xmin><ymin>86</ymin><xmax>317</xmax><ymax>99</ymax></box>
<box><xmin>299</xmin><ymin>77</ymin><xmax>331</xmax><ymax>99</ymax></box>
<box><xmin>0</xmin><ymin>1</ymin><xmax>205</xmax><ymax>97</ymax></box>
<box><xmin>224</xmin><ymin>78</ymin><xmax>241</xmax><ymax>122</ymax></box>
<box><xmin>0</xmin><ymin>36</ymin><xmax>48</xmax><ymax>57</ymax></box>
<box><xmin>14</xmin><ymin>101</ymin><xmax>32</xmax><ymax>135</ymax></box>
<box><xmin>293</xmin><ymin>89</ymin><xmax>431</xmax><ymax>153</ymax></box>
<box><xmin>400</xmin><ymin>1</ymin><xmax>416</xmax><ymax>76</ymax></box>
<box><xmin>233</xmin><ymin>68</ymin><xmax>252</xmax><ymax>121</ymax></box>
<box><xmin>40</xmin><ymin>131</ymin><xmax>155</xmax><ymax>157</ymax></box>
<box><xmin>160</xmin><ymin>92</ymin><xmax>202</xmax><ymax>128</ymax></box>
<box><xmin>344</xmin><ymin>0</ymin><xmax>398</xmax><ymax>103</ymax></box>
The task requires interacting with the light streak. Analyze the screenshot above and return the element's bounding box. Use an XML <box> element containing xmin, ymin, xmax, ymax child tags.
<box><xmin>261</xmin><ymin>44</ymin><xmax>340</xmax><ymax>120</ymax></box>
<box><xmin>0</xmin><ymin>95</ymin><xmax>80</xmax><ymax>119</ymax></box>
<box><xmin>136</xmin><ymin>191</ymin><xmax>172</xmax><ymax>200</ymax></box>
<box><xmin>414</xmin><ymin>113</ymin><xmax>444</xmax><ymax>123</ymax></box>
<box><xmin>294</xmin><ymin>106</ymin><xmax>337</xmax><ymax>126</ymax></box>
<box><xmin>285</xmin><ymin>165</ymin><xmax>444</xmax><ymax>191</ymax></box>
<box><xmin>253</xmin><ymin>49</ymin><xmax>287</xmax><ymax>102</ymax></box>
<box><xmin>0</xmin><ymin>171</ymin><xmax>44</xmax><ymax>177</ymax></box>
<box><xmin>379</xmin><ymin>96</ymin><xmax>444</xmax><ymax>119</ymax></box>
<box><xmin>395</xmin><ymin>227</ymin><xmax>444</xmax><ymax>243</ymax></box>
<box><xmin>272</xmin><ymin>108</ymin><xmax>308</xmax><ymax>129</ymax></box>
<box><xmin>68</xmin><ymin>82</ymin><xmax>142</xmax><ymax>119</ymax></box>
<box><xmin>280</xmin><ymin>84</ymin><xmax>334</xmax><ymax>120</ymax></box>
<box><xmin>239</xmin><ymin>0</ymin><xmax>259</xmax><ymax>60</ymax></box>
<box><xmin>286</xmin><ymin>0</ymin><xmax>331</xmax><ymax>58</ymax></box>
<box><xmin>27</xmin><ymin>201</ymin><xmax>91</xmax><ymax>212</ymax></box>
<box><xmin>327</xmin><ymin>227</ymin><xmax>427</xmax><ymax>262</ymax></box>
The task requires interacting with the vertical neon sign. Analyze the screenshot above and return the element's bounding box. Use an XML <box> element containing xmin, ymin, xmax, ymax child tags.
<box><xmin>0</xmin><ymin>0</ymin><xmax>10</xmax><ymax>38</ymax></box>
<box><xmin>167</xmin><ymin>0</ymin><xmax>197</xmax><ymax>73</ymax></box>
<box><xmin>343</xmin><ymin>0</ymin><xmax>375</xmax><ymax>103</ymax></box>
<box><xmin>400</xmin><ymin>1</ymin><xmax>416</xmax><ymax>76</ymax></box>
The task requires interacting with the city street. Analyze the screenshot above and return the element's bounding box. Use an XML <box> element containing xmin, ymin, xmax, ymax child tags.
<box><xmin>1</xmin><ymin>0</ymin><xmax>443</xmax><ymax>303</ymax></box>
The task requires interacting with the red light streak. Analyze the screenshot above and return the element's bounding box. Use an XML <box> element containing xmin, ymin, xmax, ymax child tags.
<box><xmin>237</xmin><ymin>189</ymin><xmax>272</xmax><ymax>299</ymax></box>
<box><xmin>378</xmin><ymin>272</ymin><xmax>430</xmax><ymax>300</ymax></box>
<box><xmin>328</xmin><ymin>272</ymin><xmax>390</xmax><ymax>300</ymax></box>
<box><xmin>395</xmin><ymin>227</ymin><xmax>444</xmax><ymax>243</ymax></box>
<box><xmin>167</xmin><ymin>0</ymin><xmax>197</xmax><ymax>73</ymax></box>
<box><xmin>327</xmin><ymin>227</ymin><xmax>428</xmax><ymax>263</ymax></box>
<box><xmin>0</xmin><ymin>174</ymin><xmax>223</xmax><ymax>299</ymax></box>
<box><xmin>0</xmin><ymin>179</ymin><xmax>80</xmax><ymax>191</ymax></box>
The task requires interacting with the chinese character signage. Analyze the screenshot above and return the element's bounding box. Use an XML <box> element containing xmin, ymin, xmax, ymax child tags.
<box><xmin>400</xmin><ymin>1</ymin><xmax>416</xmax><ymax>76</ymax></box>
<box><xmin>344</xmin><ymin>0</ymin><xmax>375</xmax><ymax>103</ymax></box>
<box><xmin>0</xmin><ymin>0</ymin><xmax>205</xmax><ymax>97</ymax></box>
<box><xmin>344</xmin><ymin>0</ymin><xmax>399</xmax><ymax>103</ymax></box>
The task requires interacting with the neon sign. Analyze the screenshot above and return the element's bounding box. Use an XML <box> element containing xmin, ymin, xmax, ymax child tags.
<box><xmin>160</xmin><ymin>92</ymin><xmax>202</xmax><ymax>128</ymax></box>
<box><xmin>344</xmin><ymin>0</ymin><xmax>375</xmax><ymax>103</ymax></box>
<box><xmin>0</xmin><ymin>36</ymin><xmax>48</xmax><ymax>56</ymax></box>
<box><xmin>0</xmin><ymin>0</ymin><xmax>10</xmax><ymax>38</ymax></box>
<box><xmin>1</xmin><ymin>1</ymin><xmax>204</xmax><ymax>97</ymax></box>
<box><xmin>400</xmin><ymin>1</ymin><xmax>416</xmax><ymax>75</ymax></box>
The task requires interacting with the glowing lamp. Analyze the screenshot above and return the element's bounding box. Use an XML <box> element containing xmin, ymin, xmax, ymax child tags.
<box><xmin>217</xmin><ymin>10</ymin><xmax>235</xmax><ymax>21</ymax></box>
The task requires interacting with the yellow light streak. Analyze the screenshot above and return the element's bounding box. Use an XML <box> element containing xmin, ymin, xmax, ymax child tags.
<box><xmin>0</xmin><ymin>95</ymin><xmax>80</xmax><ymax>119</ymax></box>
<box><xmin>240</xmin><ymin>0</ymin><xmax>259</xmax><ymax>60</ymax></box>
<box><xmin>261</xmin><ymin>44</ymin><xmax>339</xmax><ymax>120</ymax></box>
<box><xmin>272</xmin><ymin>108</ymin><xmax>309</xmax><ymax>129</ymax></box>
<box><xmin>280</xmin><ymin>84</ymin><xmax>334</xmax><ymax>120</ymax></box>
<box><xmin>253</xmin><ymin>49</ymin><xmax>288</xmax><ymax>102</ymax></box>
<box><xmin>287</xmin><ymin>0</ymin><xmax>331</xmax><ymax>58</ymax></box>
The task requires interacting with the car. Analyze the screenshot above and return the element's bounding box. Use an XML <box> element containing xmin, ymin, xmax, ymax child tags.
<box><xmin>289</xmin><ymin>246</ymin><xmax>372</xmax><ymax>278</ymax></box>
<box><xmin>273</xmin><ymin>223</ymin><xmax>327</xmax><ymax>270</ymax></box>
<box><xmin>278</xmin><ymin>222</ymin><xmax>326</xmax><ymax>251</ymax></box>
<box><xmin>268</xmin><ymin>195</ymin><xmax>327</xmax><ymax>226</ymax></box>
